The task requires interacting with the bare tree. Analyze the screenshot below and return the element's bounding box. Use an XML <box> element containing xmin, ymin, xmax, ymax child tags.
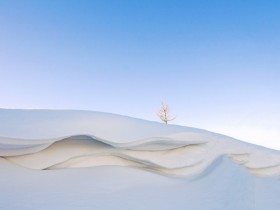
<box><xmin>157</xmin><ymin>102</ymin><xmax>176</xmax><ymax>124</ymax></box>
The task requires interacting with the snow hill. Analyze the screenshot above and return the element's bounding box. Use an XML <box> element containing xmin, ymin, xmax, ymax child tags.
<box><xmin>0</xmin><ymin>109</ymin><xmax>279</xmax><ymax>210</ymax></box>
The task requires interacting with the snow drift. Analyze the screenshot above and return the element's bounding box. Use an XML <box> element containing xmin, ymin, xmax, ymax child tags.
<box><xmin>0</xmin><ymin>109</ymin><xmax>280</xmax><ymax>210</ymax></box>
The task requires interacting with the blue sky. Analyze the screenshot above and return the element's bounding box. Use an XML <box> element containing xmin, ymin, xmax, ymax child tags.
<box><xmin>0</xmin><ymin>0</ymin><xmax>280</xmax><ymax>149</ymax></box>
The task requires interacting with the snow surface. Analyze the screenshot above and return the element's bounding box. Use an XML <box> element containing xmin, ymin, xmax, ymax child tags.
<box><xmin>0</xmin><ymin>109</ymin><xmax>280</xmax><ymax>210</ymax></box>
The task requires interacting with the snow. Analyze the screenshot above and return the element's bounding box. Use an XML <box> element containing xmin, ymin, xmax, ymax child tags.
<box><xmin>0</xmin><ymin>108</ymin><xmax>280</xmax><ymax>209</ymax></box>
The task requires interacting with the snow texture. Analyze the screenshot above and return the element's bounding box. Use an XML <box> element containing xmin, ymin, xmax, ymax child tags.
<box><xmin>0</xmin><ymin>109</ymin><xmax>280</xmax><ymax>210</ymax></box>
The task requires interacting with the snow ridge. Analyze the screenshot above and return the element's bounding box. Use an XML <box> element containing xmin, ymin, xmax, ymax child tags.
<box><xmin>0</xmin><ymin>109</ymin><xmax>280</xmax><ymax>177</ymax></box>
<box><xmin>1</xmin><ymin>134</ymin><xmax>280</xmax><ymax>177</ymax></box>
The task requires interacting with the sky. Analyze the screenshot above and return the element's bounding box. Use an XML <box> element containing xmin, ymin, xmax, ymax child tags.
<box><xmin>0</xmin><ymin>0</ymin><xmax>279</xmax><ymax>150</ymax></box>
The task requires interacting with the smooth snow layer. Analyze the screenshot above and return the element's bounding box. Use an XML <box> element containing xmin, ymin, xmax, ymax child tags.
<box><xmin>0</xmin><ymin>109</ymin><xmax>280</xmax><ymax>210</ymax></box>
<box><xmin>1</xmin><ymin>109</ymin><xmax>280</xmax><ymax>177</ymax></box>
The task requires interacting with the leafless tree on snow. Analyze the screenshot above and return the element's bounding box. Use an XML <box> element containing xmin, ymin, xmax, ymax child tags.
<box><xmin>157</xmin><ymin>102</ymin><xmax>176</xmax><ymax>124</ymax></box>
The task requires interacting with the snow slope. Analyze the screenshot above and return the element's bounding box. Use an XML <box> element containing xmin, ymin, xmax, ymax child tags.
<box><xmin>0</xmin><ymin>109</ymin><xmax>280</xmax><ymax>210</ymax></box>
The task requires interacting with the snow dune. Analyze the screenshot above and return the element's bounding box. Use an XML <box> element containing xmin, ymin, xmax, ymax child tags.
<box><xmin>0</xmin><ymin>109</ymin><xmax>280</xmax><ymax>209</ymax></box>
<box><xmin>1</xmin><ymin>109</ymin><xmax>280</xmax><ymax>177</ymax></box>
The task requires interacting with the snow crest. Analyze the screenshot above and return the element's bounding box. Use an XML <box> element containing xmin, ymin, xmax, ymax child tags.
<box><xmin>1</xmin><ymin>133</ymin><xmax>280</xmax><ymax>177</ymax></box>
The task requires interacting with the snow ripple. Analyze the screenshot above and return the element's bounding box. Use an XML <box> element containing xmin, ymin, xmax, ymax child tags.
<box><xmin>1</xmin><ymin>133</ymin><xmax>280</xmax><ymax>177</ymax></box>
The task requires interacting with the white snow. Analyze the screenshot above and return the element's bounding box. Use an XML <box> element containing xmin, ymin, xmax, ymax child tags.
<box><xmin>0</xmin><ymin>108</ymin><xmax>280</xmax><ymax>210</ymax></box>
